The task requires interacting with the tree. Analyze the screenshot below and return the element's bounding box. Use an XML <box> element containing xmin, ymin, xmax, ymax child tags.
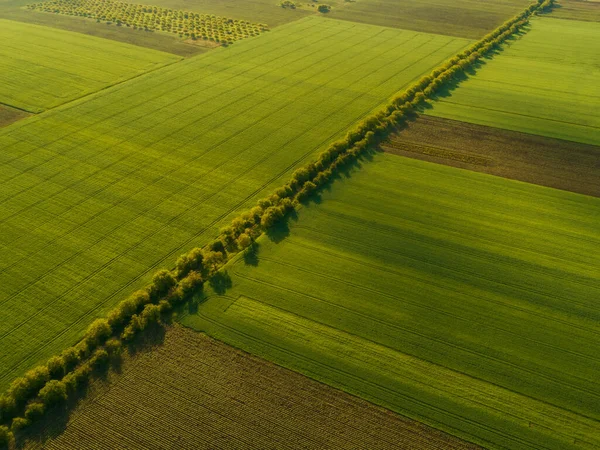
<box><xmin>47</xmin><ymin>355</ymin><xmax>65</xmax><ymax>380</ymax></box>
<box><xmin>0</xmin><ymin>395</ymin><xmax>15</xmax><ymax>424</ymax></box>
<box><xmin>0</xmin><ymin>426</ymin><xmax>12</xmax><ymax>448</ymax></box>
<box><xmin>24</xmin><ymin>402</ymin><xmax>45</xmax><ymax>422</ymax></box>
<box><xmin>8</xmin><ymin>366</ymin><xmax>50</xmax><ymax>405</ymax></box>
<box><xmin>85</xmin><ymin>318</ymin><xmax>112</xmax><ymax>347</ymax></box>
<box><xmin>38</xmin><ymin>380</ymin><xmax>68</xmax><ymax>407</ymax></box>
<box><xmin>175</xmin><ymin>247</ymin><xmax>204</xmax><ymax>278</ymax></box>
<box><xmin>318</xmin><ymin>4</ymin><xmax>330</xmax><ymax>12</ymax></box>
<box><xmin>152</xmin><ymin>269</ymin><xmax>177</xmax><ymax>296</ymax></box>
<box><xmin>237</xmin><ymin>233</ymin><xmax>252</xmax><ymax>250</ymax></box>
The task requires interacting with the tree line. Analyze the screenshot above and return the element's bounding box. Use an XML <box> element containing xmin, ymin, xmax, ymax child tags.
<box><xmin>0</xmin><ymin>0</ymin><xmax>553</xmax><ymax>445</ymax></box>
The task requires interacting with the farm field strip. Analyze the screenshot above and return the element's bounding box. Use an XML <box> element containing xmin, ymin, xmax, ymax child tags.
<box><xmin>291</xmin><ymin>0</ymin><xmax>533</xmax><ymax>38</ymax></box>
<box><xmin>23</xmin><ymin>326</ymin><xmax>478</xmax><ymax>449</ymax></box>
<box><xmin>182</xmin><ymin>153</ymin><xmax>600</xmax><ymax>449</ymax></box>
<box><xmin>0</xmin><ymin>16</ymin><xmax>472</xmax><ymax>390</ymax></box>
<box><xmin>427</xmin><ymin>17</ymin><xmax>600</xmax><ymax>146</ymax></box>
<box><xmin>383</xmin><ymin>116</ymin><xmax>600</xmax><ymax>197</ymax></box>
<box><xmin>0</xmin><ymin>19</ymin><xmax>180</xmax><ymax>112</ymax></box>
<box><xmin>0</xmin><ymin>26</ymin><xmax>435</xmax><ymax>309</ymax></box>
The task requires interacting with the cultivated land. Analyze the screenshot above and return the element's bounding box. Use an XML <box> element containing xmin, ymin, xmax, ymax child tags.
<box><xmin>552</xmin><ymin>0</ymin><xmax>600</xmax><ymax>21</ymax></box>
<box><xmin>0</xmin><ymin>106</ymin><xmax>29</xmax><ymax>129</ymax></box>
<box><xmin>20</xmin><ymin>326</ymin><xmax>480</xmax><ymax>450</ymax></box>
<box><xmin>385</xmin><ymin>115</ymin><xmax>600</xmax><ymax>197</ymax></box>
<box><xmin>324</xmin><ymin>0</ymin><xmax>532</xmax><ymax>39</ymax></box>
<box><xmin>0</xmin><ymin>0</ymin><xmax>207</xmax><ymax>57</ymax></box>
<box><xmin>0</xmin><ymin>17</ymin><xmax>471</xmax><ymax>391</ymax></box>
<box><xmin>428</xmin><ymin>17</ymin><xmax>600</xmax><ymax>146</ymax></box>
<box><xmin>0</xmin><ymin>19</ymin><xmax>180</xmax><ymax>112</ymax></box>
<box><xmin>0</xmin><ymin>0</ymin><xmax>307</xmax><ymax>55</ymax></box>
<box><xmin>183</xmin><ymin>153</ymin><xmax>600</xmax><ymax>450</ymax></box>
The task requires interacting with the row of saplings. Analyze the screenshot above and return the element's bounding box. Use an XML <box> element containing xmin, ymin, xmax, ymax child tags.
<box><xmin>0</xmin><ymin>0</ymin><xmax>552</xmax><ymax>446</ymax></box>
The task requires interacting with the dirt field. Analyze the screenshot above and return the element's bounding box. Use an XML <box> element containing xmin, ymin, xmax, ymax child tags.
<box><xmin>21</xmin><ymin>326</ymin><xmax>480</xmax><ymax>450</ymax></box>
<box><xmin>0</xmin><ymin>105</ymin><xmax>29</xmax><ymax>128</ymax></box>
<box><xmin>552</xmin><ymin>0</ymin><xmax>600</xmax><ymax>22</ymax></box>
<box><xmin>385</xmin><ymin>116</ymin><xmax>600</xmax><ymax>197</ymax></box>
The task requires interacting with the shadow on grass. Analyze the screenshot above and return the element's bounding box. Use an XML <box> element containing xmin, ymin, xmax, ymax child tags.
<box><xmin>209</xmin><ymin>270</ymin><xmax>232</xmax><ymax>295</ymax></box>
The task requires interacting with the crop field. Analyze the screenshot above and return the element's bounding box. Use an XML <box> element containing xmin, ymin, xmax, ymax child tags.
<box><xmin>0</xmin><ymin>16</ymin><xmax>471</xmax><ymax>392</ymax></box>
<box><xmin>0</xmin><ymin>0</ymin><xmax>207</xmax><ymax>57</ymax></box>
<box><xmin>0</xmin><ymin>19</ymin><xmax>180</xmax><ymax>112</ymax></box>
<box><xmin>20</xmin><ymin>326</ymin><xmax>479</xmax><ymax>449</ymax></box>
<box><xmin>0</xmin><ymin>106</ymin><xmax>29</xmax><ymax>129</ymax></box>
<box><xmin>323</xmin><ymin>0</ymin><xmax>532</xmax><ymax>39</ymax></box>
<box><xmin>427</xmin><ymin>17</ymin><xmax>600</xmax><ymax>146</ymax></box>
<box><xmin>183</xmin><ymin>153</ymin><xmax>600</xmax><ymax>449</ymax></box>
<box><xmin>27</xmin><ymin>0</ymin><xmax>269</xmax><ymax>44</ymax></box>
<box><xmin>384</xmin><ymin>115</ymin><xmax>600</xmax><ymax>197</ymax></box>
<box><xmin>552</xmin><ymin>0</ymin><xmax>600</xmax><ymax>22</ymax></box>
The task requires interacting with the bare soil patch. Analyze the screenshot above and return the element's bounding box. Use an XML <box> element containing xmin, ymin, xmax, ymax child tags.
<box><xmin>0</xmin><ymin>104</ymin><xmax>30</xmax><ymax>128</ymax></box>
<box><xmin>385</xmin><ymin>115</ymin><xmax>600</xmax><ymax>197</ymax></box>
<box><xmin>21</xmin><ymin>325</ymin><xmax>479</xmax><ymax>450</ymax></box>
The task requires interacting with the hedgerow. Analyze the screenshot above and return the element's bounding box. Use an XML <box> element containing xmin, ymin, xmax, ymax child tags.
<box><xmin>0</xmin><ymin>0</ymin><xmax>553</xmax><ymax>438</ymax></box>
<box><xmin>26</xmin><ymin>0</ymin><xmax>268</xmax><ymax>44</ymax></box>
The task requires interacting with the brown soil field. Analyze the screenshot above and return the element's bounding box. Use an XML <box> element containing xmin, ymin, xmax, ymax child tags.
<box><xmin>20</xmin><ymin>326</ymin><xmax>479</xmax><ymax>450</ymax></box>
<box><xmin>552</xmin><ymin>0</ymin><xmax>600</xmax><ymax>22</ymax></box>
<box><xmin>385</xmin><ymin>116</ymin><xmax>600</xmax><ymax>197</ymax></box>
<box><xmin>0</xmin><ymin>105</ymin><xmax>30</xmax><ymax>128</ymax></box>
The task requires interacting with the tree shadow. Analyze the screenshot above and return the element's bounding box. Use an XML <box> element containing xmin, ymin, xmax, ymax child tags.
<box><xmin>243</xmin><ymin>242</ymin><xmax>260</xmax><ymax>266</ymax></box>
<box><xmin>126</xmin><ymin>323</ymin><xmax>167</xmax><ymax>357</ymax></box>
<box><xmin>265</xmin><ymin>217</ymin><xmax>292</xmax><ymax>243</ymax></box>
<box><xmin>208</xmin><ymin>270</ymin><xmax>232</xmax><ymax>295</ymax></box>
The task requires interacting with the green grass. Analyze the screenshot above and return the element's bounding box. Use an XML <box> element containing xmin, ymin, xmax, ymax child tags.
<box><xmin>427</xmin><ymin>17</ymin><xmax>600</xmax><ymax>146</ymax></box>
<box><xmin>0</xmin><ymin>19</ymin><xmax>180</xmax><ymax>112</ymax></box>
<box><xmin>182</xmin><ymin>153</ymin><xmax>600</xmax><ymax>449</ymax></box>
<box><xmin>0</xmin><ymin>17</ymin><xmax>471</xmax><ymax>391</ymax></box>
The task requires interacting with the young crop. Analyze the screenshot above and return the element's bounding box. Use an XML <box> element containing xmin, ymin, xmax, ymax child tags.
<box><xmin>0</xmin><ymin>0</ymin><xmax>554</xmax><ymax>437</ymax></box>
<box><xmin>27</xmin><ymin>0</ymin><xmax>269</xmax><ymax>44</ymax></box>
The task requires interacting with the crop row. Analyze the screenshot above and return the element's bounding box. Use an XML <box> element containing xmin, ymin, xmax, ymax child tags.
<box><xmin>27</xmin><ymin>0</ymin><xmax>269</xmax><ymax>44</ymax></box>
<box><xmin>0</xmin><ymin>0</ymin><xmax>553</xmax><ymax>445</ymax></box>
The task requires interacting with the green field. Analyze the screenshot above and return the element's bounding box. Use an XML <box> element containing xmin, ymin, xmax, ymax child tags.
<box><xmin>0</xmin><ymin>17</ymin><xmax>471</xmax><ymax>391</ymax></box>
<box><xmin>183</xmin><ymin>153</ymin><xmax>600</xmax><ymax>449</ymax></box>
<box><xmin>0</xmin><ymin>19</ymin><xmax>180</xmax><ymax>112</ymax></box>
<box><xmin>427</xmin><ymin>18</ymin><xmax>600</xmax><ymax>146</ymax></box>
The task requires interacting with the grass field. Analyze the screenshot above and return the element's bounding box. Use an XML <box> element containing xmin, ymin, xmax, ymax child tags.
<box><xmin>0</xmin><ymin>19</ymin><xmax>180</xmax><ymax>112</ymax></box>
<box><xmin>182</xmin><ymin>153</ymin><xmax>600</xmax><ymax>449</ymax></box>
<box><xmin>427</xmin><ymin>17</ymin><xmax>600</xmax><ymax>146</ymax></box>
<box><xmin>0</xmin><ymin>16</ymin><xmax>471</xmax><ymax>392</ymax></box>
<box><xmin>385</xmin><ymin>115</ymin><xmax>600</xmax><ymax>197</ymax></box>
<box><xmin>20</xmin><ymin>326</ymin><xmax>479</xmax><ymax>449</ymax></box>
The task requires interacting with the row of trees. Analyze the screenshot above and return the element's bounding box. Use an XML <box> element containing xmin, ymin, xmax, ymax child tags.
<box><xmin>27</xmin><ymin>0</ymin><xmax>268</xmax><ymax>44</ymax></box>
<box><xmin>0</xmin><ymin>0</ymin><xmax>552</xmax><ymax>445</ymax></box>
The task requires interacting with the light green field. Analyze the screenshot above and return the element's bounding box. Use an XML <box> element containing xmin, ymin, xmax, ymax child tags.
<box><xmin>0</xmin><ymin>17</ymin><xmax>471</xmax><ymax>391</ymax></box>
<box><xmin>183</xmin><ymin>153</ymin><xmax>600</xmax><ymax>449</ymax></box>
<box><xmin>0</xmin><ymin>19</ymin><xmax>180</xmax><ymax>112</ymax></box>
<box><xmin>427</xmin><ymin>17</ymin><xmax>600</xmax><ymax>146</ymax></box>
